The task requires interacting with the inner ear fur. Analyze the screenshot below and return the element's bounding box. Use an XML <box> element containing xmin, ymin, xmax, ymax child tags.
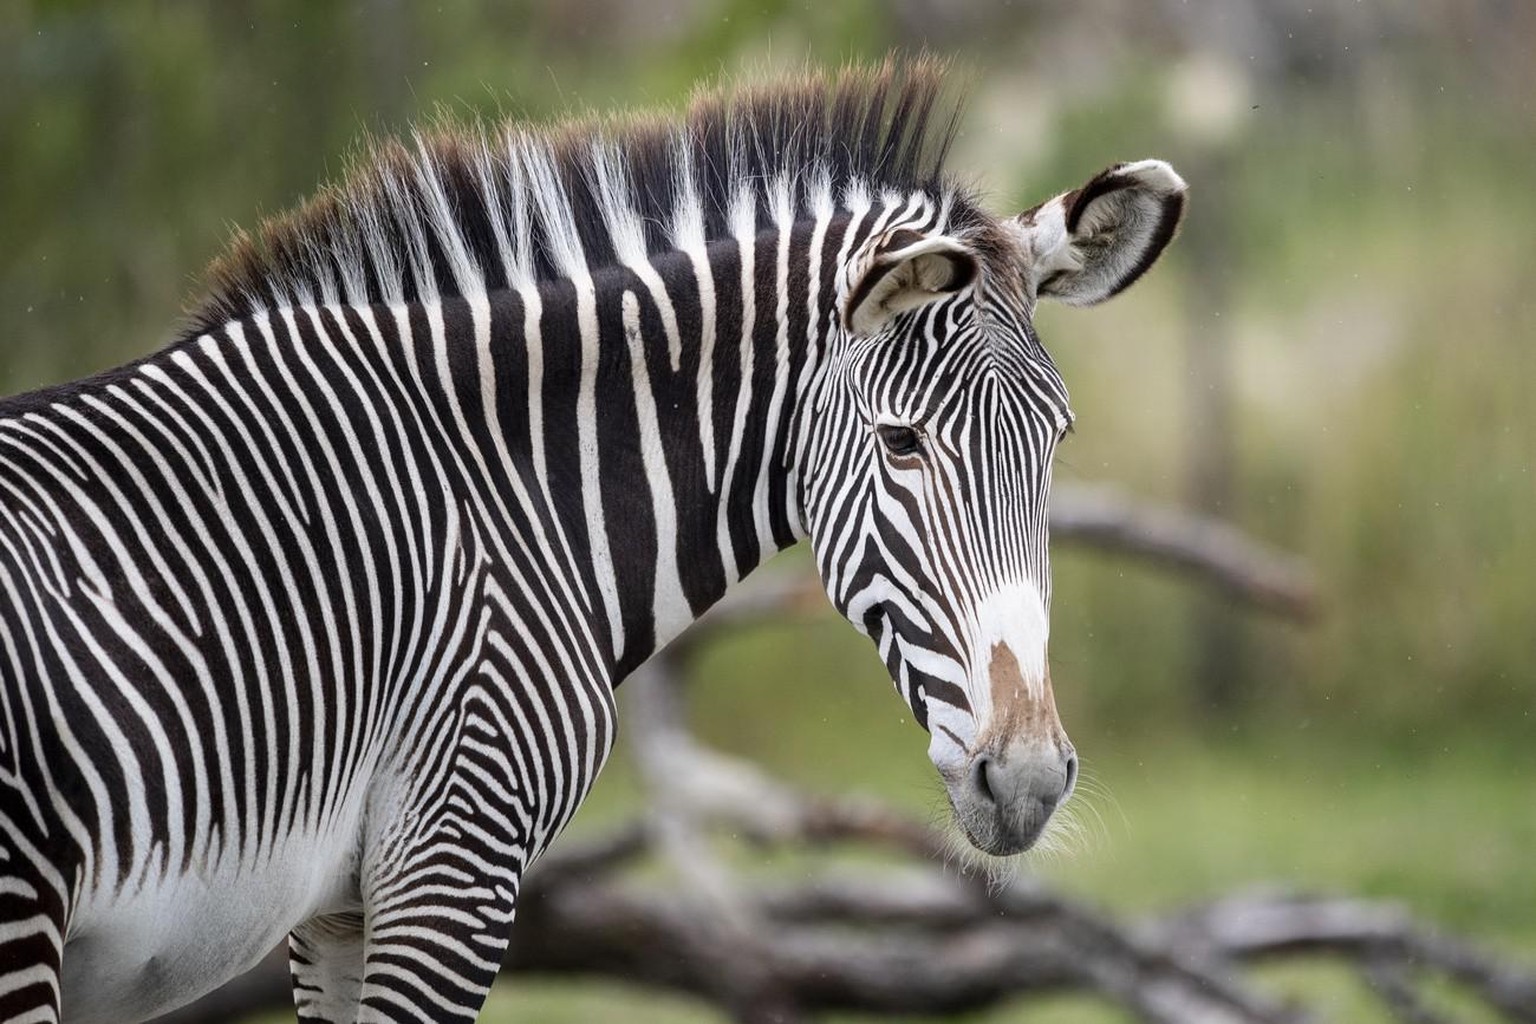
<box><xmin>1017</xmin><ymin>159</ymin><xmax>1187</xmax><ymax>307</ymax></box>
<box><xmin>843</xmin><ymin>230</ymin><xmax>978</xmax><ymax>337</ymax></box>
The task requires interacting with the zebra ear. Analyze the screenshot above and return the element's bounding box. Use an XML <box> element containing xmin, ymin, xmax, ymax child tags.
<box><xmin>1012</xmin><ymin>159</ymin><xmax>1187</xmax><ymax>306</ymax></box>
<box><xmin>842</xmin><ymin>232</ymin><xmax>978</xmax><ymax>338</ymax></box>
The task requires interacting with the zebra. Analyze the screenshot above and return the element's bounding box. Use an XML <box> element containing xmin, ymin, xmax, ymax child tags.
<box><xmin>0</xmin><ymin>60</ymin><xmax>1185</xmax><ymax>1023</ymax></box>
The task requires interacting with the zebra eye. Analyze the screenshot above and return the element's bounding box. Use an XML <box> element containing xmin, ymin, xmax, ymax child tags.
<box><xmin>876</xmin><ymin>423</ymin><xmax>923</xmax><ymax>457</ymax></box>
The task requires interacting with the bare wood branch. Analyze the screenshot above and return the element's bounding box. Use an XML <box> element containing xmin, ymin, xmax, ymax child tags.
<box><xmin>1150</xmin><ymin>893</ymin><xmax>1536</xmax><ymax>1024</ymax></box>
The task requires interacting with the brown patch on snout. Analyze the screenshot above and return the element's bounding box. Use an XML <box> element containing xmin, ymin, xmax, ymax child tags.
<box><xmin>977</xmin><ymin>643</ymin><xmax>1065</xmax><ymax>754</ymax></box>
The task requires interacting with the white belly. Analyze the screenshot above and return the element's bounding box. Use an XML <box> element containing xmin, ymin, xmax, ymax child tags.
<box><xmin>61</xmin><ymin>830</ymin><xmax>360</xmax><ymax>1024</ymax></box>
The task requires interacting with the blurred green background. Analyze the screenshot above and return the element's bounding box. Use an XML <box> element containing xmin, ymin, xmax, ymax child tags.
<box><xmin>4</xmin><ymin>2</ymin><xmax>1534</xmax><ymax>1021</ymax></box>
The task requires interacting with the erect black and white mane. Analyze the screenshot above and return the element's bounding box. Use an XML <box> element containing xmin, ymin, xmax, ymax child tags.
<box><xmin>186</xmin><ymin>58</ymin><xmax>991</xmax><ymax>337</ymax></box>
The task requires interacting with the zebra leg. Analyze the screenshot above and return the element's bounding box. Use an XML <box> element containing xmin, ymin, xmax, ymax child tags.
<box><xmin>289</xmin><ymin>912</ymin><xmax>366</xmax><ymax>1023</ymax></box>
<box><xmin>353</xmin><ymin>865</ymin><xmax>519</xmax><ymax>1024</ymax></box>
<box><xmin>0</xmin><ymin>854</ymin><xmax>65</xmax><ymax>1024</ymax></box>
<box><xmin>350</xmin><ymin>750</ymin><xmax>527</xmax><ymax>1020</ymax></box>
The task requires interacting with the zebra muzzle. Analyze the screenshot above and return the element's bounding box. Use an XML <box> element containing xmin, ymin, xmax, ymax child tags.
<box><xmin>950</xmin><ymin>738</ymin><xmax>1078</xmax><ymax>855</ymax></box>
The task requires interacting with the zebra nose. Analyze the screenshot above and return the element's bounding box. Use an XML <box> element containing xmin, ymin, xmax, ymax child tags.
<box><xmin>970</xmin><ymin>746</ymin><xmax>1073</xmax><ymax>809</ymax></box>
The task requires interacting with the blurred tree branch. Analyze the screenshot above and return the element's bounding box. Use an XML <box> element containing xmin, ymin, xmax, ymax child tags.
<box><xmin>1051</xmin><ymin>484</ymin><xmax>1318</xmax><ymax>620</ymax></box>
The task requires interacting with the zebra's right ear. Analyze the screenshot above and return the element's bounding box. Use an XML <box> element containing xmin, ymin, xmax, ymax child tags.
<box><xmin>1011</xmin><ymin>159</ymin><xmax>1187</xmax><ymax>306</ymax></box>
<box><xmin>841</xmin><ymin>232</ymin><xmax>978</xmax><ymax>338</ymax></box>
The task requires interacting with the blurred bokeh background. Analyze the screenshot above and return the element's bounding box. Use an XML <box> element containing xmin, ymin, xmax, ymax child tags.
<box><xmin>4</xmin><ymin>2</ymin><xmax>1534</xmax><ymax>1021</ymax></box>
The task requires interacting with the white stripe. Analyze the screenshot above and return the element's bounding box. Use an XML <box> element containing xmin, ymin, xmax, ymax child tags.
<box><xmin>714</xmin><ymin>187</ymin><xmax>759</xmax><ymax>582</ymax></box>
<box><xmin>571</xmin><ymin>277</ymin><xmax>625</xmax><ymax>657</ymax></box>
<box><xmin>620</xmin><ymin>290</ymin><xmax>691</xmax><ymax>645</ymax></box>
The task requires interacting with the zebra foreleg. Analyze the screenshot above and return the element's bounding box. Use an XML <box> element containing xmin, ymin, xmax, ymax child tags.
<box><xmin>289</xmin><ymin>912</ymin><xmax>366</xmax><ymax>1023</ymax></box>
<box><xmin>347</xmin><ymin>682</ymin><xmax>539</xmax><ymax>1021</ymax></box>
<box><xmin>352</xmin><ymin>861</ymin><xmax>519</xmax><ymax>1024</ymax></box>
<box><xmin>351</xmin><ymin>762</ymin><xmax>526</xmax><ymax>1022</ymax></box>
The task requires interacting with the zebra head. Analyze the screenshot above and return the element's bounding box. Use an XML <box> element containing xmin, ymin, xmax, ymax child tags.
<box><xmin>802</xmin><ymin>160</ymin><xmax>1186</xmax><ymax>856</ymax></box>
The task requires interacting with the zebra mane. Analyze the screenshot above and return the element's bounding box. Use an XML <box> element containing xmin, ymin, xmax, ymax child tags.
<box><xmin>185</xmin><ymin>56</ymin><xmax>983</xmax><ymax>337</ymax></box>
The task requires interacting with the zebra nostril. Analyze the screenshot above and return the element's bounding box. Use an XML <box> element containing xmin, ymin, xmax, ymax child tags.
<box><xmin>971</xmin><ymin>754</ymin><xmax>996</xmax><ymax>805</ymax></box>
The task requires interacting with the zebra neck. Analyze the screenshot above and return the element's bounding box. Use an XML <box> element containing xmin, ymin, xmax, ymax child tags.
<box><xmin>486</xmin><ymin>232</ymin><xmax>831</xmax><ymax>677</ymax></box>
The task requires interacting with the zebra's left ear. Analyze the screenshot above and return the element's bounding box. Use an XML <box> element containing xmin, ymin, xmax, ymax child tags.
<box><xmin>1012</xmin><ymin>159</ymin><xmax>1187</xmax><ymax>306</ymax></box>
<box><xmin>842</xmin><ymin>231</ymin><xmax>978</xmax><ymax>338</ymax></box>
